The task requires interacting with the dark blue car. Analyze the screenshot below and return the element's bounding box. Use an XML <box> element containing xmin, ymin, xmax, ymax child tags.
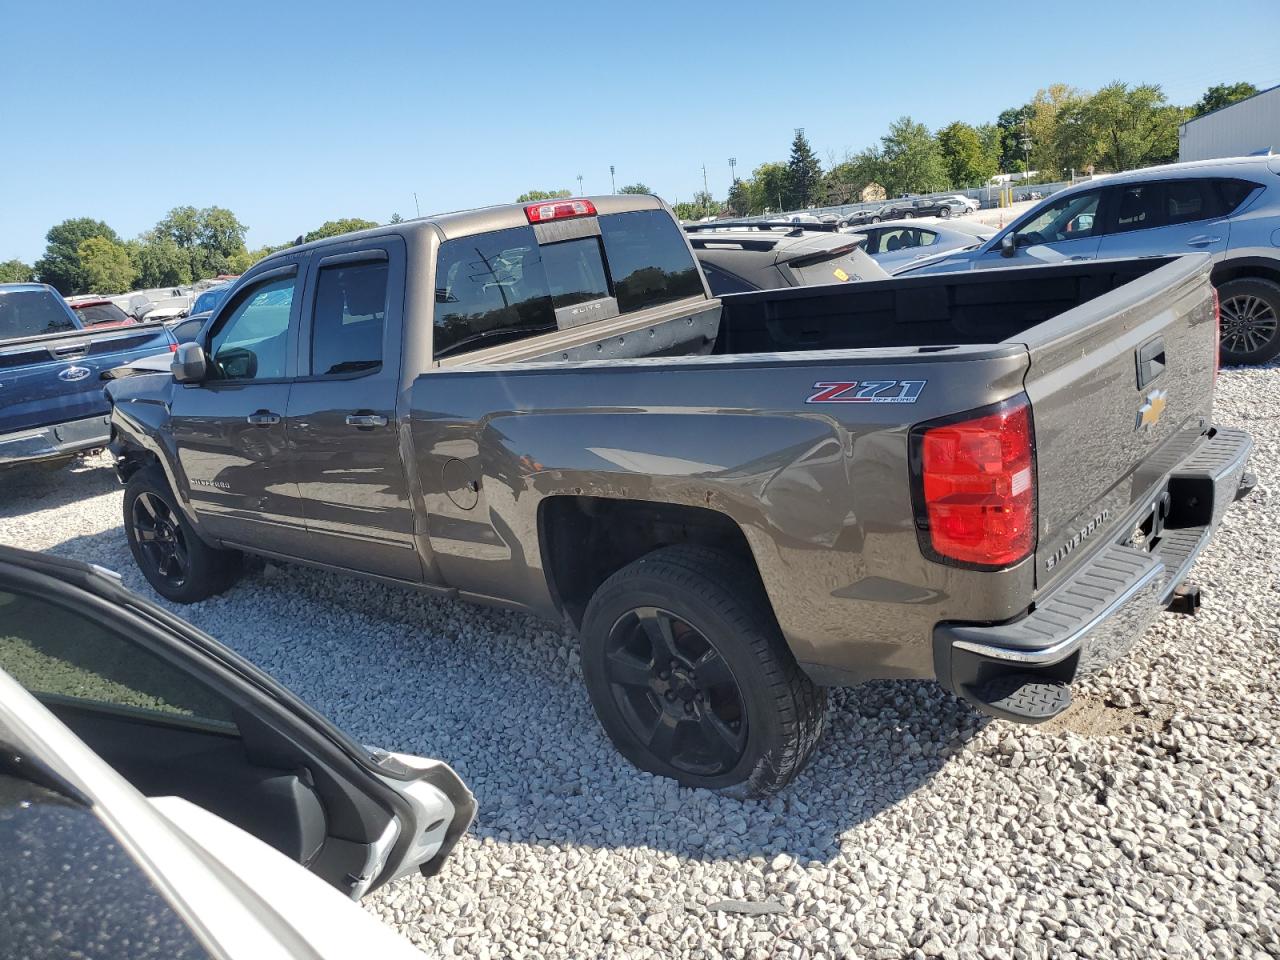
<box><xmin>0</xmin><ymin>283</ymin><xmax>175</xmax><ymax>468</ymax></box>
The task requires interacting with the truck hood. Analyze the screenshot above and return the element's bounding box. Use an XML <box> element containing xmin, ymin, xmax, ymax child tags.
<box><xmin>101</xmin><ymin>351</ymin><xmax>174</xmax><ymax>381</ymax></box>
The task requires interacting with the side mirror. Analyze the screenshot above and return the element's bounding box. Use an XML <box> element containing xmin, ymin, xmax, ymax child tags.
<box><xmin>172</xmin><ymin>342</ymin><xmax>208</xmax><ymax>383</ymax></box>
<box><xmin>1000</xmin><ymin>233</ymin><xmax>1017</xmax><ymax>258</ymax></box>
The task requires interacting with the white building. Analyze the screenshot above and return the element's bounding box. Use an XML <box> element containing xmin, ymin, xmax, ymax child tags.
<box><xmin>1179</xmin><ymin>84</ymin><xmax>1280</xmax><ymax>162</ymax></box>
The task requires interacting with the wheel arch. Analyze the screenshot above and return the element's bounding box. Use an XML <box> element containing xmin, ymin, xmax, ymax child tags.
<box><xmin>538</xmin><ymin>496</ymin><xmax>767</xmax><ymax>632</ymax></box>
<box><xmin>1211</xmin><ymin>257</ymin><xmax>1280</xmax><ymax>288</ymax></box>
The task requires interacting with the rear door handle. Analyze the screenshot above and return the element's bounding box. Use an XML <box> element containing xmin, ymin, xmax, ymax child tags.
<box><xmin>246</xmin><ymin>411</ymin><xmax>281</xmax><ymax>426</ymax></box>
<box><xmin>345</xmin><ymin>413</ymin><xmax>388</xmax><ymax>428</ymax></box>
<box><xmin>1186</xmin><ymin>236</ymin><xmax>1221</xmax><ymax>247</ymax></box>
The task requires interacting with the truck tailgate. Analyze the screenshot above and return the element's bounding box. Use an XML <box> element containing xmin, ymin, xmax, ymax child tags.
<box><xmin>1020</xmin><ymin>255</ymin><xmax>1218</xmax><ymax>591</ymax></box>
<box><xmin>0</xmin><ymin>324</ymin><xmax>173</xmax><ymax>434</ymax></box>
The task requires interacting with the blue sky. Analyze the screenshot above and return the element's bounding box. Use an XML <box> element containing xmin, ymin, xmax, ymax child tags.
<box><xmin>4</xmin><ymin>0</ymin><xmax>1279</xmax><ymax>263</ymax></box>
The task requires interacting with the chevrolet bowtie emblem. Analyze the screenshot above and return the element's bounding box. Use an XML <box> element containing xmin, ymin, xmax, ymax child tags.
<box><xmin>1137</xmin><ymin>389</ymin><xmax>1168</xmax><ymax>430</ymax></box>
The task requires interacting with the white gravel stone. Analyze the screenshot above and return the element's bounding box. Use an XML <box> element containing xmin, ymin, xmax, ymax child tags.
<box><xmin>2</xmin><ymin>361</ymin><xmax>1278</xmax><ymax>959</ymax></box>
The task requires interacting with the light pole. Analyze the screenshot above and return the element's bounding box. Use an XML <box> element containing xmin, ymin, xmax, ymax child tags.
<box><xmin>728</xmin><ymin>157</ymin><xmax>737</xmax><ymax>182</ymax></box>
<box><xmin>576</xmin><ymin>173</ymin><xmax>583</xmax><ymax>196</ymax></box>
<box><xmin>610</xmin><ymin>165</ymin><xmax>616</xmax><ymax>194</ymax></box>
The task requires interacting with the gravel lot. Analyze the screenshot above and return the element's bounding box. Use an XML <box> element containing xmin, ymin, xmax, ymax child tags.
<box><xmin>2</xmin><ymin>363</ymin><xmax>1277</xmax><ymax>960</ymax></box>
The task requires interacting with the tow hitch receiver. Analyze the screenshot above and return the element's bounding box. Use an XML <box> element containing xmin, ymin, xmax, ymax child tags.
<box><xmin>1167</xmin><ymin>583</ymin><xmax>1202</xmax><ymax>615</ymax></box>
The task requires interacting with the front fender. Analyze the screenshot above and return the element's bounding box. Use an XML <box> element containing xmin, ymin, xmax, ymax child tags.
<box><xmin>107</xmin><ymin>376</ymin><xmax>214</xmax><ymax>543</ymax></box>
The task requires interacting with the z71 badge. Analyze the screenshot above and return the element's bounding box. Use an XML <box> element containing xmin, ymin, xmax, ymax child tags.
<box><xmin>806</xmin><ymin>380</ymin><xmax>927</xmax><ymax>404</ymax></box>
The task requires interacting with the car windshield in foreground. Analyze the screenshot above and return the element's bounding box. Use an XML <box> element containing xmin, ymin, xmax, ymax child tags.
<box><xmin>0</xmin><ymin>289</ymin><xmax>76</xmax><ymax>342</ymax></box>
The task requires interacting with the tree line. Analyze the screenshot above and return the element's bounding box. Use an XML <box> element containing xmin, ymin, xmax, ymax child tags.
<box><xmin>513</xmin><ymin>80</ymin><xmax>1259</xmax><ymax>221</ymax></box>
<box><xmin>1</xmin><ymin>210</ymin><xmax>402</xmax><ymax>295</ymax></box>
<box><xmin>3</xmin><ymin>80</ymin><xmax>1259</xmax><ymax>290</ymax></box>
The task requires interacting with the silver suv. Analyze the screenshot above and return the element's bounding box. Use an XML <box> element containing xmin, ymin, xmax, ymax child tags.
<box><xmin>904</xmin><ymin>155</ymin><xmax>1280</xmax><ymax>364</ymax></box>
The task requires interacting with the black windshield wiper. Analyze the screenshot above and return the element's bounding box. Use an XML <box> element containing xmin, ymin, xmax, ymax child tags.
<box><xmin>434</xmin><ymin>325</ymin><xmax>556</xmax><ymax>360</ymax></box>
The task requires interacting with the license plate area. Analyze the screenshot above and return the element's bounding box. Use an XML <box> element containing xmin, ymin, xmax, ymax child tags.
<box><xmin>1123</xmin><ymin>486</ymin><xmax>1173</xmax><ymax>553</ymax></box>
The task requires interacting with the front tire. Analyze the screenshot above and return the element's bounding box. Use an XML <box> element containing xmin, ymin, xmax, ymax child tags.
<box><xmin>1218</xmin><ymin>277</ymin><xmax>1280</xmax><ymax>366</ymax></box>
<box><xmin>580</xmin><ymin>545</ymin><xmax>827</xmax><ymax>796</ymax></box>
<box><xmin>124</xmin><ymin>466</ymin><xmax>242</xmax><ymax>603</ymax></box>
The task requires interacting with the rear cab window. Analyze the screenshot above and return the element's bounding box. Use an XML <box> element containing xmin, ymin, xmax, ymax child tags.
<box><xmin>0</xmin><ymin>288</ymin><xmax>78</xmax><ymax>343</ymax></box>
<box><xmin>433</xmin><ymin>206</ymin><xmax>703</xmax><ymax>360</ymax></box>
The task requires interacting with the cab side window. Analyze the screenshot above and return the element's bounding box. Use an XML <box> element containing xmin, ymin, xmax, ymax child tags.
<box><xmin>208</xmin><ymin>275</ymin><xmax>297</xmax><ymax>380</ymax></box>
<box><xmin>310</xmin><ymin>260</ymin><xmax>388</xmax><ymax>377</ymax></box>
<box><xmin>0</xmin><ymin>588</ymin><xmax>236</xmax><ymax>729</ymax></box>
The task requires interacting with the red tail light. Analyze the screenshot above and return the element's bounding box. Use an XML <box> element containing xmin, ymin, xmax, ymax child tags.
<box><xmin>169</xmin><ymin>342</ymin><xmax>179</xmax><ymax>353</ymax></box>
<box><xmin>524</xmin><ymin>198</ymin><xmax>597</xmax><ymax>223</ymax></box>
<box><xmin>910</xmin><ymin>396</ymin><xmax>1036</xmax><ymax>568</ymax></box>
<box><xmin>1212</xmin><ymin>286</ymin><xmax>1220</xmax><ymax>380</ymax></box>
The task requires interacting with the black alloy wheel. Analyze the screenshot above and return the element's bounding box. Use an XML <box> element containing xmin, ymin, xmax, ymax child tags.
<box><xmin>603</xmin><ymin>606</ymin><xmax>747</xmax><ymax>776</ymax></box>
<box><xmin>131</xmin><ymin>491</ymin><xmax>189</xmax><ymax>588</ymax></box>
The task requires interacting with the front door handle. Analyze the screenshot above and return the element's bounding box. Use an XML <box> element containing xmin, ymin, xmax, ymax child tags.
<box><xmin>1186</xmin><ymin>236</ymin><xmax>1221</xmax><ymax>247</ymax></box>
<box><xmin>345</xmin><ymin>413</ymin><xmax>388</xmax><ymax>428</ymax></box>
<box><xmin>246</xmin><ymin>410</ymin><xmax>281</xmax><ymax>426</ymax></box>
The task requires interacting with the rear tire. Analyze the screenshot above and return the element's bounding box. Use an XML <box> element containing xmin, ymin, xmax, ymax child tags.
<box><xmin>580</xmin><ymin>545</ymin><xmax>827</xmax><ymax>796</ymax></box>
<box><xmin>124</xmin><ymin>466</ymin><xmax>242</xmax><ymax>603</ymax></box>
<box><xmin>1217</xmin><ymin>277</ymin><xmax>1280</xmax><ymax>366</ymax></box>
<box><xmin>938</xmin><ymin>207</ymin><xmax>952</xmax><ymax>219</ymax></box>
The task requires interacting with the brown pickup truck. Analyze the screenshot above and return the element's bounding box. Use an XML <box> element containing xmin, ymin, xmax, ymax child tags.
<box><xmin>106</xmin><ymin>195</ymin><xmax>1253</xmax><ymax>795</ymax></box>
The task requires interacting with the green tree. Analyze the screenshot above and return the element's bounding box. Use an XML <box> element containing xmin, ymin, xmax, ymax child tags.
<box><xmin>128</xmin><ymin>234</ymin><xmax>192</xmax><ymax>288</ymax></box>
<box><xmin>1193</xmin><ymin>81</ymin><xmax>1259</xmax><ymax>117</ymax></box>
<box><xmin>303</xmin><ymin>218</ymin><xmax>379</xmax><ymax>243</ymax></box>
<box><xmin>154</xmin><ymin>206</ymin><xmax>248</xmax><ymax>279</ymax></box>
<box><xmin>784</xmin><ymin>128</ymin><xmax>823</xmax><ymax>209</ymax></box>
<box><xmin>34</xmin><ymin>218</ymin><xmax>120</xmax><ymax>294</ymax></box>
<box><xmin>0</xmin><ymin>259</ymin><xmax>34</xmax><ymax>283</ymax></box>
<box><xmin>821</xmin><ymin>148</ymin><xmax>886</xmax><ymax>205</ymax></box>
<box><xmin>996</xmin><ymin>104</ymin><xmax>1034</xmax><ymax>173</ymax></box>
<box><xmin>880</xmin><ymin>117</ymin><xmax>948</xmax><ymax>195</ymax></box>
<box><xmin>225</xmin><ymin>245</ymin><xmax>282</xmax><ymax>275</ymax></box>
<box><xmin>516</xmin><ymin>189</ymin><xmax>571</xmax><ymax>202</ymax></box>
<box><xmin>618</xmin><ymin>183</ymin><xmax>653</xmax><ymax>195</ymax></box>
<box><xmin>77</xmin><ymin>236</ymin><xmax>136</xmax><ymax>294</ymax></box>
<box><xmin>936</xmin><ymin>121</ymin><xmax>998</xmax><ymax>188</ymax></box>
<box><xmin>389</xmin><ymin>212</ymin><xmax>404</xmax><ymax>223</ymax></box>
<box><xmin>747</xmin><ymin>161</ymin><xmax>790</xmax><ymax>213</ymax></box>
<box><xmin>1025</xmin><ymin>84</ymin><xmax>1088</xmax><ymax>178</ymax></box>
<box><xmin>725</xmin><ymin>179</ymin><xmax>751</xmax><ymax>216</ymax></box>
<box><xmin>1075</xmin><ymin>82</ymin><xmax>1186</xmax><ymax>171</ymax></box>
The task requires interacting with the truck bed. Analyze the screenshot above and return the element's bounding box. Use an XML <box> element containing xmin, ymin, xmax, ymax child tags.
<box><xmin>415</xmin><ymin>254</ymin><xmax>1218</xmax><ymax>684</ymax></box>
<box><xmin>712</xmin><ymin>257</ymin><xmax>1176</xmax><ymax>354</ymax></box>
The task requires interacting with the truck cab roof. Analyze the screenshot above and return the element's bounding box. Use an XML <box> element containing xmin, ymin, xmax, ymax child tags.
<box><xmin>258</xmin><ymin>194</ymin><xmax>670</xmax><ymax>266</ymax></box>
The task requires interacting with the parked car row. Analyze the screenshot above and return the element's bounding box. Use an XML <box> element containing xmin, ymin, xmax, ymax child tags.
<box><xmin>835</xmin><ymin>194</ymin><xmax>980</xmax><ymax>227</ymax></box>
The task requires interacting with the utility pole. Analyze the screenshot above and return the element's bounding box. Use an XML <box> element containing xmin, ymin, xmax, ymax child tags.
<box><xmin>576</xmin><ymin>173</ymin><xmax>584</xmax><ymax>196</ymax></box>
<box><xmin>610</xmin><ymin>165</ymin><xmax>616</xmax><ymax>194</ymax></box>
<box><xmin>701</xmin><ymin>164</ymin><xmax>709</xmax><ymax>198</ymax></box>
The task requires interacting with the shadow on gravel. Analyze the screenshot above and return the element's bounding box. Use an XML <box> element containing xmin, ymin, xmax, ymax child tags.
<box><xmin>10</xmin><ymin>458</ymin><xmax>990</xmax><ymax>866</ymax></box>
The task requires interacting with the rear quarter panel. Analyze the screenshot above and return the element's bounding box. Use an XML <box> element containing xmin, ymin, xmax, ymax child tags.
<box><xmin>408</xmin><ymin>347</ymin><xmax>1034</xmax><ymax>681</ymax></box>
